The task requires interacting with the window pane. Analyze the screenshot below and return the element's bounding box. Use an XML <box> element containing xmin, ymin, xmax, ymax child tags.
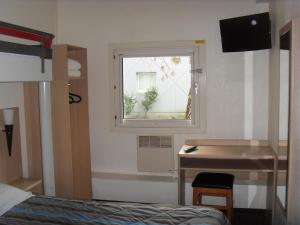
<box><xmin>123</xmin><ymin>56</ymin><xmax>192</xmax><ymax>120</ymax></box>
<box><xmin>137</xmin><ymin>72</ymin><xmax>156</xmax><ymax>92</ymax></box>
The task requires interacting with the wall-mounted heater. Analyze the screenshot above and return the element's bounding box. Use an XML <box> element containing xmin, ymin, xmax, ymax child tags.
<box><xmin>137</xmin><ymin>135</ymin><xmax>174</xmax><ymax>173</ymax></box>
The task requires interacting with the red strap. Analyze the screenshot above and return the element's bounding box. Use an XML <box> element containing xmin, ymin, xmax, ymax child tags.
<box><xmin>0</xmin><ymin>26</ymin><xmax>52</xmax><ymax>48</ymax></box>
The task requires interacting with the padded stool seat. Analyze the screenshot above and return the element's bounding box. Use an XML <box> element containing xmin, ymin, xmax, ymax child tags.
<box><xmin>192</xmin><ymin>172</ymin><xmax>234</xmax><ymax>189</ymax></box>
<box><xmin>192</xmin><ymin>172</ymin><xmax>234</xmax><ymax>221</ymax></box>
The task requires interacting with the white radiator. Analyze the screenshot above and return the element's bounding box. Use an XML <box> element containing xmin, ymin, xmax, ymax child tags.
<box><xmin>137</xmin><ymin>135</ymin><xmax>174</xmax><ymax>173</ymax></box>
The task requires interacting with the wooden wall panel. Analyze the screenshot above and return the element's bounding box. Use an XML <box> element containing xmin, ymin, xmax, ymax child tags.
<box><xmin>70</xmin><ymin>79</ymin><xmax>92</xmax><ymax>199</ymax></box>
<box><xmin>23</xmin><ymin>82</ymin><xmax>43</xmax><ymax>180</ymax></box>
<box><xmin>0</xmin><ymin>108</ymin><xmax>22</xmax><ymax>183</ymax></box>
<box><xmin>51</xmin><ymin>45</ymin><xmax>74</xmax><ymax>198</ymax></box>
<box><xmin>52</xmin><ymin>44</ymin><xmax>92</xmax><ymax>199</ymax></box>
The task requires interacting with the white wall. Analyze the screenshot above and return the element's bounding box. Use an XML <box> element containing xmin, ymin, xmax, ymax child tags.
<box><xmin>57</xmin><ymin>0</ymin><xmax>270</xmax><ymax>208</ymax></box>
<box><xmin>268</xmin><ymin>1</ymin><xmax>300</xmax><ymax>224</ymax></box>
<box><xmin>0</xmin><ymin>0</ymin><xmax>57</xmax><ymax>177</ymax></box>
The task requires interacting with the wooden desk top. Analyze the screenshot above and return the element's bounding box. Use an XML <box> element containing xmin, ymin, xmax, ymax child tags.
<box><xmin>179</xmin><ymin>145</ymin><xmax>276</xmax><ymax>160</ymax></box>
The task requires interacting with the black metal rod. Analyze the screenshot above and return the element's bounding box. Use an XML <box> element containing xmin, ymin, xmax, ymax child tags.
<box><xmin>0</xmin><ymin>40</ymin><xmax>52</xmax><ymax>59</ymax></box>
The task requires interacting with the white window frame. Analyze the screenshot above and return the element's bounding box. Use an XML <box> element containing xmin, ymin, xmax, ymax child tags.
<box><xmin>110</xmin><ymin>41</ymin><xmax>206</xmax><ymax>133</ymax></box>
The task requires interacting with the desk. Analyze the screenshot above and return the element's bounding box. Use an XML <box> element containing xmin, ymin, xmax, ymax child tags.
<box><xmin>177</xmin><ymin>141</ymin><xmax>277</xmax><ymax>224</ymax></box>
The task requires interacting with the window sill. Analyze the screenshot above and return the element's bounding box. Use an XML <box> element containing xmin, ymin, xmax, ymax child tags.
<box><xmin>111</xmin><ymin>125</ymin><xmax>206</xmax><ymax>134</ymax></box>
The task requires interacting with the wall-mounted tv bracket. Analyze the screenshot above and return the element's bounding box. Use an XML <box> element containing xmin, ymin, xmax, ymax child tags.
<box><xmin>0</xmin><ymin>21</ymin><xmax>55</xmax><ymax>73</ymax></box>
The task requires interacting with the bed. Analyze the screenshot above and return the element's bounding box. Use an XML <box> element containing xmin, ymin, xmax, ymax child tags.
<box><xmin>0</xmin><ymin>183</ymin><xmax>230</xmax><ymax>225</ymax></box>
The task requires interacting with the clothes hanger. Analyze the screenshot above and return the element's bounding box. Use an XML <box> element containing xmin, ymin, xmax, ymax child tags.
<box><xmin>69</xmin><ymin>92</ymin><xmax>82</xmax><ymax>104</ymax></box>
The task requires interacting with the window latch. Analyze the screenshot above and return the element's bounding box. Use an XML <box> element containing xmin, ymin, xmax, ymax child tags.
<box><xmin>194</xmin><ymin>82</ymin><xmax>198</xmax><ymax>95</ymax></box>
<box><xmin>191</xmin><ymin>68</ymin><xmax>203</xmax><ymax>74</ymax></box>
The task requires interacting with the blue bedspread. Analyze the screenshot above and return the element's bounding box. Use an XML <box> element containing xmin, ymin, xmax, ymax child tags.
<box><xmin>0</xmin><ymin>195</ymin><xmax>230</xmax><ymax>225</ymax></box>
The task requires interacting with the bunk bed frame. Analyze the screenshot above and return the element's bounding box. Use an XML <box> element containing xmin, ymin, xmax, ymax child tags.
<box><xmin>0</xmin><ymin>21</ymin><xmax>54</xmax><ymax>72</ymax></box>
<box><xmin>0</xmin><ymin>21</ymin><xmax>55</xmax><ymax>195</ymax></box>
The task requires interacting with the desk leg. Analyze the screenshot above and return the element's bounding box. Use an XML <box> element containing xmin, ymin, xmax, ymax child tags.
<box><xmin>272</xmin><ymin>158</ymin><xmax>277</xmax><ymax>225</ymax></box>
<box><xmin>177</xmin><ymin>159</ymin><xmax>185</xmax><ymax>205</ymax></box>
<box><xmin>266</xmin><ymin>158</ymin><xmax>277</xmax><ymax>225</ymax></box>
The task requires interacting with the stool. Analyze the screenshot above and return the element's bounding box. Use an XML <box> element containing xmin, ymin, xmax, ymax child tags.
<box><xmin>192</xmin><ymin>172</ymin><xmax>234</xmax><ymax>221</ymax></box>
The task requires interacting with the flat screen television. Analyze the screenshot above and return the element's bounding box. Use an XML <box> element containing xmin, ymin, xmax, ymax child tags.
<box><xmin>219</xmin><ymin>12</ymin><xmax>272</xmax><ymax>52</ymax></box>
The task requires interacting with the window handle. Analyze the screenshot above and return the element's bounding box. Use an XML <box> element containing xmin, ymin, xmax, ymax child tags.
<box><xmin>194</xmin><ymin>82</ymin><xmax>198</xmax><ymax>95</ymax></box>
<box><xmin>191</xmin><ymin>68</ymin><xmax>203</xmax><ymax>74</ymax></box>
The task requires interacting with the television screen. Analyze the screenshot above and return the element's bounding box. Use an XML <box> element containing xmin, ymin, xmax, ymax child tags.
<box><xmin>219</xmin><ymin>12</ymin><xmax>272</xmax><ymax>52</ymax></box>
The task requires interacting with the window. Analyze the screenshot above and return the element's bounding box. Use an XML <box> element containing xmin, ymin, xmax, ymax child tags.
<box><xmin>136</xmin><ymin>72</ymin><xmax>156</xmax><ymax>93</ymax></box>
<box><xmin>111</xmin><ymin>41</ymin><xmax>206</xmax><ymax>131</ymax></box>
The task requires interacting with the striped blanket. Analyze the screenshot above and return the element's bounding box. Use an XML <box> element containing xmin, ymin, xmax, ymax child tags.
<box><xmin>0</xmin><ymin>196</ymin><xmax>230</xmax><ymax>225</ymax></box>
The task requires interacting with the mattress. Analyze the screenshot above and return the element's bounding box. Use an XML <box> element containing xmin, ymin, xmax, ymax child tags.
<box><xmin>0</xmin><ymin>195</ymin><xmax>230</xmax><ymax>225</ymax></box>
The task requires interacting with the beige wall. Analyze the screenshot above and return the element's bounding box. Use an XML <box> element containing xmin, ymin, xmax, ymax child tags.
<box><xmin>268</xmin><ymin>0</ymin><xmax>300</xmax><ymax>224</ymax></box>
<box><xmin>57</xmin><ymin>0</ymin><xmax>270</xmax><ymax>207</ymax></box>
<box><xmin>0</xmin><ymin>0</ymin><xmax>57</xmax><ymax>177</ymax></box>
